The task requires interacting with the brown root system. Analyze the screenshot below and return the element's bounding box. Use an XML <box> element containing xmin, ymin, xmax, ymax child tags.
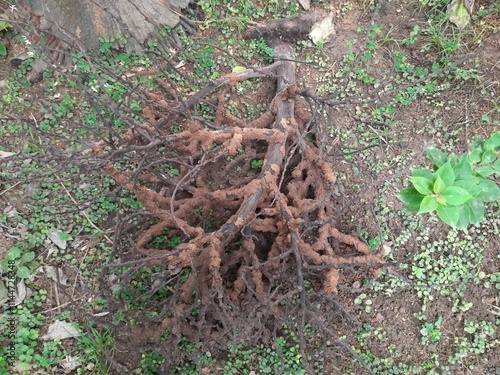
<box><xmin>94</xmin><ymin>42</ymin><xmax>384</xmax><ymax>350</ymax></box>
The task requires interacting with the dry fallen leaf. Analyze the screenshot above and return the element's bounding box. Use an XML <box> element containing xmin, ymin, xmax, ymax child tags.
<box><xmin>15</xmin><ymin>279</ymin><xmax>28</xmax><ymax>305</ymax></box>
<box><xmin>59</xmin><ymin>355</ymin><xmax>81</xmax><ymax>372</ymax></box>
<box><xmin>42</xmin><ymin>320</ymin><xmax>81</xmax><ymax>340</ymax></box>
<box><xmin>309</xmin><ymin>13</ymin><xmax>336</xmax><ymax>45</ymax></box>
<box><xmin>47</xmin><ymin>230</ymin><xmax>71</xmax><ymax>250</ymax></box>
<box><xmin>299</xmin><ymin>0</ymin><xmax>310</xmax><ymax>11</ymax></box>
<box><xmin>44</xmin><ymin>265</ymin><xmax>69</xmax><ymax>285</ymax></box>
<box><xmin>0</xmin><ymin>281</ymin><xmax>8</xmax><ymax>305</ymax></box>
<box><xmin>448</xmin><ymin>0</ymin><xmax>474</xmax><ymax>29</ymax></box>
<box><xmin>0</xmin><ymin>151</ymin><xmax>16</xmax><ymax>158</ymax></box>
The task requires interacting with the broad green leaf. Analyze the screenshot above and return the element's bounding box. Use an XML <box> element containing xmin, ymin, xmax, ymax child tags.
<box><xmin>6</xmin><ymin>247</ymin><xmax>21</xmax><ymax>260</ymax></box>
<box><xmin>453</xmin><ymin>179</ymin><xmax>481</xmax><ymax>197</ymax></box>
<box><xmin>437</xmin><ymin>205</ymin><xmax>459</xmax><ymax>227</ymax></box>
<box><xmin>469</xmin><ymin>137</ymin><xmax>483</xmax><ymax>150</ymax></box>
<box><xmin>435</xmin><ymin>161</ymin><xmax>455</xmax><ymax>187</ymax></box>
<box><xmin>419</xmin><ymin>196</ymin><xmax>438</xmax><ymax>213</ymax></box>
<box><xmin>18</xmin><ymin>363</ymin><xmax>30</xmax><ymax>370</ymax></box>
<box><xmin>17</xmin><ymin>266</ymin><xmax>31</xmax><ymax>279</ymax></box>
<box><xmin>411</xmin><ymin>176</ymin><xmax>433</xmax><ymax>195</ymax></box>
<box><xmin>1</xmin><ymin>259</ymin><xmax>9</xmax><ymax>270</ymax></box>
<box><xmin>398</xmin><ymin>187</ymin><xmax>425</xmax><ymax>211</ymax></box>
<box><xmin>453</xmin><ymin>154</ymin><xmax>472</xmax><ymax>178</ymax></box>
<box><xmin>447</xmin><ymin>153</ymin><xmax>458</xmax><ymax>167</ymax></box>
<box><xmin>442</xmin><ymin>186</ymin><xmax>472</xmax><ymax>206</ymax></box>
<box><xmin>412</xmin><ymin>168</ymin><xmax>434</xmax><ymax>181</ymax></box>
<box><xmin>455</xmin><ymin>208</ymin><xmax>469</xmax><ymax>231</ymax></box>
<box><xmin>436</xmin><ymin>195</ymin><xmax>447</xmax><ymax>205</ymax></box>
<box><xmin>475</xmin><ymin>165</ymin><xmax>496</xmax><ymax>177</ymax></box>
<box><xmin>483</xmin><ymin>131</ymin><xmax>500</xmax><ymax>151</ymax></box>
<box><xmin>21</xmin><ymin>251</ymin><xmax>35</xmax><ymax>263</ymax></box>
<box><xmin>481</xmin><ymin>149</ymin><xmax>496</xmax><ymax>164</ymax></box>
<box><xmin>0</xmin><ymin>42</ymin><xmax>6</xmax><ymax>57</ymax></box>
<box><xmin>426</xmin><ymin>146</ymin><xmax>448</xmax><ymax>168</ymax></box>
<box><xmin>493</xmin><ymin>159</ymin><xmax>500</xmax><ymax>174</ymax></box>
<box><xmin>469</xmin><ymin>147</ymin><xmax>482</xmax><ymax>164</ymax></box>
<box><xmin>447</xmin><ymin>0</ymin><xmax>472</xmax><ymax>29</ymax></box>
<box><xmin>475</xmin><ymin>180</ymin><xmax>500</xmax><ymax>202</ymax></box>
<box><xmin>462</xmin><ymin>199</ymin><xmax>485</xmax><ymax>225</ymax></box>
<box><xmin>433</xmin><ymin>175</ymin><xmax>446</xmax><ymax>194</ymax></box>
<box><xmin>58</xmin><ymin>231</ymin><xmax>72</xmax><ymax>242</ymax></box>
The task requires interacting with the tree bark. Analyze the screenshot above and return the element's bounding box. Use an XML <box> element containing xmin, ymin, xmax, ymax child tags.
<box><xmin>22</xmin><ymin>0</ymin><xmax>190</xmax><ymax>52</ymax></box>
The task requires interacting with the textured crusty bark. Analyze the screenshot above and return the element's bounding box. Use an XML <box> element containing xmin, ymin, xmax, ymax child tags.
<box><xmin>22</xmin><ymin>0</ymin><xmax>189</xmax><ymax>51</ymax></box>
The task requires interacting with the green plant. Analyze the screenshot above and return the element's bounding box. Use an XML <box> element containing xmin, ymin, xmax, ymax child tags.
<box><xmin>448</xmin><ymin>320</ymin><xmax>498</xmax><ymax>366</ymax></box>
<box><xmin>150</xmin><ymin>229</ymin><xmax>182</xmax><ymax>249</ymax></box>
<box><xmin>0</xmin><ymin>13</ymin><xmax>12</xmax><ymax>56</ymax></box>
<box><xmin>354</xmin><ymin>293</ymin><xmax>373</xmax><ymax>313</ymax></box>
<box><xmin>34</xmin><ymin>339</ymin><xmax>66</xmax><ymax>370</ymax></box>
<box><xmin>358</xmin><ymin>228</ymin><xmax>384</xmax><ymax>250</ymax></box>
<box><xmin>419</xmin><ymin>7</ymin><xmax>467</xmax><ymax>58</ymax></box>
<box><xmin>484</xmin><ymin>273</ymin><xmax>500</xmax><ymax>290</ymax></box>
<box><xmin>0</xmin><ymin>39</ymin><xmax>7</xmax><ymax>56</ymax></box>
<box><xmin>418</xmin><ymin>0</ymin><xmax>450</xmax><ymax>7</ymax></box>
<box><xmin>251</xmin><ymin>159</ymin><xmax>264</xmax><ymax>169</ymax></box>
<box><xmin>0</xmin><ymin>305</ymin><xmax>47</xmax><ymax>373</ymax></box>
<box><xmin>404</xmin><ymin>25</ymin><xmax>421</xmax><ymax>46</ymax></box>
<box><xmin>198</xmin><ymin>0</ymin><xmax>221</xmax><ymax>19</ymax></box>
<box><xmin>223</xmin><ymin>326</ymin><xmax>306</xmax><ymax>375</ymax></box>
<box><xmin>420</xmin><ymin>316</ymin><xmax>442</xmax><ymax>345</ymax></box>
<box><xmin>398</xmin><ymin>132</ymin><xmax>500</xmax><ymax>229</ymax></box>
<box><xmin>140</xmin><ymin>351</ymin><xmax>165</xmax><ymax>374</ymax></box>
<box><xmin>165</xmin><ymin>164</ymin><xmax>180</xmax><ymax>176</ymax></box>
<box><xmin>1</xmin><ymin>246</ymin><xmax>39</xmax><ymax>279</ymax></box>
<box><xmin>75</xmin><ymin>321</ymin><xmax>115</xmax><ymax>374</ymax></box>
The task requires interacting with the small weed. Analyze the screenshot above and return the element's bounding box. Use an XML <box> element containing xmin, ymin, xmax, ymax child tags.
<box><xmin>150</xmin><ymin>227</ymin><xmax>182</xmax><ymax>249</ymax></box>
<box><xmin>0</xmin><ymin>304</ymin><xmax>48</xmax><ymax>374</ymax></box>
<box><xmin>448</xmin><ymin>320</ymin><xmax>498</xmax><ymax>367</ymax></box>
<box><xmin>354</xmin><ymin>293</ymin><xmax>374</xmax><ymax>313</ymax></box>
<box><xmin>398</xmin><ymin>132</ymin><xmax>500</xmax><ymax>229</ymax></box>
<box><xmin>140</xmin><ymin>351</ymin><xmax>165</xmax><ymax>374</ymax></box>
<box><xmin>75</xmin><ymin>321</ymin><xmax>115</xmax><ymax>374</ymax></box>
<box><xmin>359</xmin><ymin>228</ymin><xmax>384</xmax><ymax>250</ymax></box>
<box><xmin>1</xmin><ymin>246</ymin><xmax>39</xmax><ymax>279</ymax></box>
<box><xmin>251</xmin><ymin>159</ymin><xmax>264</xmax><ymax>169</ymax></box>
<box><xmin>420</xmin><ymin>316</ymin><xmax>442</xmax><ymax>345</ymax></box>
<box><xmin>224</xmin><ymin>325</ymin><xmax>306</xmax><ymax>374</ymax></box>
<box><xmin>0</xmin><ymin>13</ymin><xmax>12</xmax><ymax>56</ymax></box>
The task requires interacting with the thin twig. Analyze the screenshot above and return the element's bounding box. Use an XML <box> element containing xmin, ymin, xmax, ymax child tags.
<box><xmin>53</xmin><ymin>282</ymin><xmax>61</xmax><ymax>314</ymax></box>
<box><xmin>57</xmin><ymin>180</ymin><xmax>113</xmax><ymax>244</ymax></box>
<box><xmin>40</xmin><ymin>299</ymin><xmax>82</xmax><ymax>314</ymax></box>
<box><xmin>0</xmin><ymin>181</ymin><xmax>22</xmax><ymax>197</ymax></box>
<box><xmin>72</xmin><ymin>243</ymin><xmax>93</xmax><ymax>297</ymax></box>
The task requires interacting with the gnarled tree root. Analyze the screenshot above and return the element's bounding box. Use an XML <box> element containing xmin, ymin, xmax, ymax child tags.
<box><xmin>95</xmin><ymin>41</ymin><xmax>384</xmax><ymax>348</ymax></box>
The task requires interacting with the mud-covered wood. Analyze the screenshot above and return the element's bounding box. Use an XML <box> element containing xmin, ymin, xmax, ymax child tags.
<box><xmin>93</xmin><ymin>37</ymin><xmax>384</xmax><ymax>348</ymax></box>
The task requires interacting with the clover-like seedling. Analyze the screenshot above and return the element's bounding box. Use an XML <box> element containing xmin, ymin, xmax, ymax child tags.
<box><xmin>1</xmin><ymin>246</ymin><xmax>39</xmax><ymax>279</ymax></box>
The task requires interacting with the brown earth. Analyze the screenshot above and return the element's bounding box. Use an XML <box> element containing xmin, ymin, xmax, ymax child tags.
<box><xmin>0</xmin><ymin>0</ymin><xmax>499</xmax><ymax>374</ymax></box>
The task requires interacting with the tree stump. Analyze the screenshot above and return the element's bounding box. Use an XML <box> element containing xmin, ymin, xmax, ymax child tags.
<box><xmin>22</xmin><ymin>0</ymin><xmax>190</xmax><ymax>52</ymax></box>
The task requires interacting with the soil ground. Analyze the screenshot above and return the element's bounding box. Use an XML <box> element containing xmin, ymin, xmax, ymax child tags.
<box><xmin>1</xmin><ymin>0</ymin><xmax>499</xmax><ymax>374</ymax></box>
